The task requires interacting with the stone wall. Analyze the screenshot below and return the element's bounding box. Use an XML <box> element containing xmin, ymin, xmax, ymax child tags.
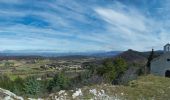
<box><xmin>151</xmin><ymin>53</ymin><xmax>170</xmax><ymax>76</ymax></box>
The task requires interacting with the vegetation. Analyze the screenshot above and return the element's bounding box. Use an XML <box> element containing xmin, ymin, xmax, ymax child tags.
<box><xmin>0</xmin><ymin>50</ymin><xmax>159</xmax><ymax>98</ymax></box>
<box><xmin>47</xmin><ymin>72</ymin><xmax>70</xmax><ymax>92</ymax></box>
<box><xmin>23</xmin><ymin>76</ymin><xmax>41</xmax><ymax>96</ymax></box>
<box><xmin>47</xmin><ymin>75</ymin><xmax>170</xmax><ymax>100</ymax></box>
<box><xmin>13</xmin><ymin>77</ymin><xmax>24</xmax><ymax>95</ymax></box>
<box><xmin>4</xmin><ymin>61</ymin><xmax>14</xmax><ymax>67</ymax></box>
<box><xmin>0</xmin><ymin>58</ymin><xmax>129</xmax><ymax>97</ymax></box>
<box><xmin>0</xmin><ymin>75</ymin><xmax>14</xmax><ymax>91</ymax></box>
<box><xmin>97</xmin><ymin>58</ymin><xmax>128</xmax><ymax>83</ymax></box>
<box><xmin>146</xmin><ymin>49</ymin><xmax>154</xmax><ymax>74</ymax></box>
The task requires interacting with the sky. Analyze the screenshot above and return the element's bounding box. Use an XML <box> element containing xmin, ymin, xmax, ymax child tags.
<box><xmin>0</xmin><ymin>0</ymin><xmax>170</xmax><ymax>52</ymax></box>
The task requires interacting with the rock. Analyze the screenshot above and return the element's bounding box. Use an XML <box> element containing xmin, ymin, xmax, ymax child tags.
<box><xmin>0</xmin><ymin>88</ymin><xmax>23</xmax><ymax>100</ymax></box>
<box><xmin>58</xmin><ymin>90</ymin><xmax>65</xmax><ymax>95</ymax></box>
<box><xmin>4</xmin><ymin>96</ymin><xmax>13</xmax><ymax>100</ymax></box>
<box><xmin>28</xmin><ymin>98</ymin><xmax>44</xmax><ymax>100</ymax></box>
<box><xmin>72</xmin><ymin>89</ymin><xmax>83</xmax><ymax>99</ymax></box>
<box><xmin>89</xmin><ymin>89</ymin><xmax>97</xmax><ymax>96</ymax></box>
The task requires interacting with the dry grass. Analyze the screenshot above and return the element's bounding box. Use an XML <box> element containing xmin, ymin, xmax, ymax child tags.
<box><xmin>65</xmin><ymin>75</ymin><xmax>170</xmax><ymax>100</ymax></box>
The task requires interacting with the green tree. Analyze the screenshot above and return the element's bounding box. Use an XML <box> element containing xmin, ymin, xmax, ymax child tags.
<box><xmin>23</xmin><ymin>76</ymin><xmax>41</xmax><ymax>95</ymax></box>
<box><xmin>146</xmin><ymin>49</ymin><xmax>154</xmax><ymax>74</ymax></box>
<box><xmin>114</xmin><ymin>58</ymin><xmax>127</xmax><ymax>73</ymax></box>
<box><xmin>97</xmin><ymin>59</ymin><xmax>114</xmax><ymax>75</ymax></box>
<box><xmin>97</xmin><ymin>59</ymin><xmax>117</xmax><ymax>82</ymax></box>
<box><xmin>97</xmin><ymin>58</ymin><xmax>127</xmax><ymax>83</ymax></box>
<box><xmin>47</xmin><ymin>72</ymin><xmax>70</xmax><ymax>92</ymax></box>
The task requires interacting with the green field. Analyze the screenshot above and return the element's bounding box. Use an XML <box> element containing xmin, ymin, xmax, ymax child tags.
<box><xmin>0</xmin><ymin>59</ymin><xmax>86</xmax><ymax>80</ymax></box>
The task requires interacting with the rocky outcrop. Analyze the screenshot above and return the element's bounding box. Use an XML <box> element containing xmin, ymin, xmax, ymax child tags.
<box><xmin>0</xmin><ymin>88</ymin><xmax>44</xmax><ymax>100</ymax></box>
<box><xmin>0</xmin><ymin>88</ymin><xmax>23</xmax><ymax>100</ymax></box>
<box><xmin>47</xmin><ymin>85</ymin><xmax>124</xmax><ymax>100</ymax></box>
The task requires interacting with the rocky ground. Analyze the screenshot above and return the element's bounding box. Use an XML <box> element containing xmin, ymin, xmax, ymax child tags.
<box><xmin>0</xmin><ymin>88</ymin><xmax>23</xmax><ymax>100</ymax></box>
<box><xmin>1</xmin><ymin>75</ymin><xmax>170</xmax><ymax>100</ymax></box>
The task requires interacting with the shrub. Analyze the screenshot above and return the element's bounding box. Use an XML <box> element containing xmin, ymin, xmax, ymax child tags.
<box><xmin>114</xmin><ymin>58</ymin><xmax>127</xmax><ymax>73</ymax></box>
<box><xmin>23</xmin><ymin>76</ymin><xmax>41</xmax><ymax>95</ymax></box>
<box><xmin>13</xmin><ymin>77</ymin><xmax>24</xmax><ymax>94</ymax></box>
<box><xmin>97</xmin><ymin>59</ymin><xmax>117</xmax><ymax>82</ymax></box>
<box><xmin>96</xmin><ymin>58</ymin><xmax>127</xmax><ymax>83</ymax></box>
<box><xmin>79</xmin><ymin>70</ymin><xmax>93</xmax><ymax>84</ymax></box>
<box><xmin>47</xmin><ymin>72</ymin><xmax>70</xmax><ymax>92</ymax></box>
<box><xmin>4</xmin><ymin>62</ymin><xmax>14</xmax><ymax>67</ymax></box>
<box><xmin>0</xmin><ymin>75</ymin><xmax>14</xmax><ymax>91</ymax></box>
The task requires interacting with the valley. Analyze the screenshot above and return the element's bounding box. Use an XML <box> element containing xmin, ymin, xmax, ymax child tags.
<box><xmin>0</xmin><ymin>56</ymin><xmax>101</xmax><ymax>80</ymax></box>
<box><xmin>0</xmin><ymin>49</ymin><xmax>166</xmax><ymax>99</ymax></box>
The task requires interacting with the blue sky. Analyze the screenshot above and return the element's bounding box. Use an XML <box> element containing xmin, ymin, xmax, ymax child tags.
<box><xmin>0</xmin><ymin>0</ymin><xmax>169</xmax><ymax>52</ymax></box>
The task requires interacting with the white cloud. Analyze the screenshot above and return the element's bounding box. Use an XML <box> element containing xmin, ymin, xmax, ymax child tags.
<box><xmin>1</xmin><ymin>0</ymin><xmax>170</xmax><ymax>52</ymax></box>
<box><xmin>93</xmin><ymin>3</ymin><xmax>167</xmax><ymax>51</ymax></box>
<box><xmin>95</xmin><ymin>8</ymin><xmax>145</xmax><ymax>31</ymax></box>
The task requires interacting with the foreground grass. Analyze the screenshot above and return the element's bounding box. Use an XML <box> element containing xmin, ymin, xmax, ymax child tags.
<box><xmin>102</xmin><ymin>75</ymin><xmax>170</xmax><ymax>100</ymax></box>
<box><xmin>48</xmin><ymin>75</ymin><xmax>170</xmax><ymax>100</ymax></box>
<box><xmin>122</xmin><ymin>75</ymin><xmax>170</xmax><ymax>100</ymax></box>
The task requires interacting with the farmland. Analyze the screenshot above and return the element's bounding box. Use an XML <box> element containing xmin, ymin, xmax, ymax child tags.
<box><xmin>0</xmin><ymin>56</ymin><xmax>99</xmax><ymax>80</ymax></box>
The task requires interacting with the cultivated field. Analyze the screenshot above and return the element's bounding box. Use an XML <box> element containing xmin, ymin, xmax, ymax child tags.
<box><xmin>0</xmin><ymin>56</ymin><xmax>98</xmax><ymax>80</ymax></box>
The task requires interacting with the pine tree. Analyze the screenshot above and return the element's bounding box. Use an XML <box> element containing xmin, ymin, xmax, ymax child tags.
<box><xmin>146</xmin><ymin>49</ymin><xmax>154</xmax><ymax>74</ymax></box>
<box><xmin>23</xmin><ymin>76</ymin><xmax>41</xmax><ymax>95</ymax></box>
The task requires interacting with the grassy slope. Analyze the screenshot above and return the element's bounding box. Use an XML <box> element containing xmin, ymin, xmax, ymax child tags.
<box><xmin>83</xmin><ymin>75</ymin><xmax>170</xmax><ymax>100</ymax></box>
<box><xmin>123</xmin><ymin>75</ymin><xmax>170</xmax><ymax>100</ymax></box>
<box><xmin>113</xmin><ymin>75</ymin><xmax>170</xmax><ymax>100</ymax></box>
<box><xmin>56</xmin><ymin>75</ymin><xmax>170</xmax><ymax>100</ymax></box>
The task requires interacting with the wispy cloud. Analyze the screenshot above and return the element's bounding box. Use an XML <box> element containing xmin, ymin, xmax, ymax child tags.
<box><xmin>0</xmin><ymin>0</ymin><xmax>170</xmax><ymax>52</ymax></box>
<box><xmin>94</xmin><ymin>1</ymin><xmax>170</xmax><ymax>51</ymax></box>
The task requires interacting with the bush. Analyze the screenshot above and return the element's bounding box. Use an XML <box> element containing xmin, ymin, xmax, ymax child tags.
<box><xmin>13</xmin><ymin>76</ymin><xmax>24</xmax><ymax>94</ymax></box>
<box><xmin>4</xmin><ymin>62</ymin><xmax>14</xmax><ymax>67</ymax></box>
<box><xmin>114</xmin><ymin>58</ymin><xmax>127</xmax><ymax>73</ymax></box>
<box><xmin>0</xmin><ymin>75</ymin><xmax>14</xmax><ymax>91</ymax></box>
<box><xmin>97</xmin><ymin>58</ymin><xmax>127</xmax><ymax>83</ymax></box>
<box><xmin>23</xmin><ymin>76</ymin><xmax>41</xmax><ymax>95</ymax></box>
<box><xmin>97</xmin><ymin>59</ymin><xmax>117</xmax><ymax>82</ymax></box>
<box><xmin>75</xmin><ymin>70</ymin><xmax>93</xmax><ymax>85</ymax></box>
<box><xmin>47</xmin><ymin>72</ymin><xmax>70</xmax><ymax>92</ymax></box>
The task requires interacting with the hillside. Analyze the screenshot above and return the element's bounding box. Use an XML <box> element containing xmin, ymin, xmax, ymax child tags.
<box><xmin>116</xmin><ymin>49</ymin><xmax>163</xmax><ymax>63</ymax></box>
<box><xmin>0</xmin><ymin>49</ymin><xmax>164</xmax><ymax>100</ymax></box>
<box><xmin>116</xmin><ymin>49</ymin><xmax>147</xmax><ymax>64</ymax></box>
<box><xmin>1</xmin><ymin>75</ymin><xmax>170</xmax><ymax>100</ymax></box>
<box><xmin>46</xmin><ymin>75</ymin><xmax>170</xmax><ymax>100</ymax></box>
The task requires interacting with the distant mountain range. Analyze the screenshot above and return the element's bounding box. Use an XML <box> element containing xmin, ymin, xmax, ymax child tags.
<box><xmin>0</xmin><ymin>50</ymin><xmax>122</xmax><ymax>57</ymax></box>
<box><xmin>0</xmin><ymin>49</ymin><xmax>163</xmax><ymax>58</ymax></box>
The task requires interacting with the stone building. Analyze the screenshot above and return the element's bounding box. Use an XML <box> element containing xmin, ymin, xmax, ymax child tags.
<box><xmin>151</xmin><ymin>43</ymin><xmax>170</xmax><ymax>77</ymax></box>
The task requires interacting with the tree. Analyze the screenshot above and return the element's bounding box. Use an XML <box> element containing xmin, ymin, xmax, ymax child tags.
<box><xmin>146</xmin><ymin>49</ymin><xmax>154</xmax><ymax>74</ymax></box>
<box><xmin>47</xmin><ymin>72</ymin><xmax>70</xmax><ymax>92</ymax></box>
<box><xmin>23</xmin><ymin>76</ymin><xmax>41</xmax><ymax>95</ymax></box>
<box><xmin>97</xmin><ymin>58</ymin><xmax>127</xmax><ymax>83</ymax></box>
<box><xmin>114</xmin><ymin>58</ymin><xmax>127</xmax><ymax>73</ymax></box>
<box><xmin>103</xmin><ymin>59</ymin><xmax>117</xmax><ymax>82</ymax></box>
